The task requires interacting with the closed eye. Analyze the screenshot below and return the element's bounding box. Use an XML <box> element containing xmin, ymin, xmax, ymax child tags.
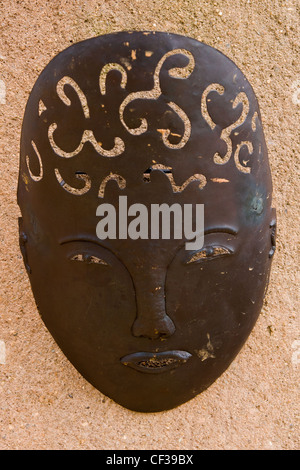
<box><xmin>69</xmin><ymin>253</ymin><xmax>110</xmax><ymax>266</ymax></box>
<box><xmin>185</xmin><ymin>245</ymin><xmax>233</xmax><ymax>264</ymax></box>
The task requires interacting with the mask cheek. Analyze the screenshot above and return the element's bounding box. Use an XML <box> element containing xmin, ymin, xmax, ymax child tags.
<box><xmin>26</xmin><ymin>248</ymin><xmax>136</xmax><ymax>364</ymax></box>
<box><xmin>166</xmin><ymin>245</ymin><xmax>269</xmax><ymax>351</ymax></box>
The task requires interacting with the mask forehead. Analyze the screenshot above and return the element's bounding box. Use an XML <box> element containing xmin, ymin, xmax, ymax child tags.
<box><xmin>18</xmin><ymin>32</ymin><xmax>275</xmax><ymax>412</ymax></box>
<box><xmin>18</xmin><ymin>31</ymin><xmax>271</xmax><ymax>230</ymax></box>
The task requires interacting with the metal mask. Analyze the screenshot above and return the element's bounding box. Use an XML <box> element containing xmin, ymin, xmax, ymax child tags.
<box><xmin>18</xmin><ymin>32</ymin><xmax>276</xmax><ymax>412</ymax></box>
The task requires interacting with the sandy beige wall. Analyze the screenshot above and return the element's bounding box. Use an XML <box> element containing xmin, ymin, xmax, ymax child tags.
<box><xmin>0</xmin><ymin>0</ymin><xmax>299</xmax><ymax>450</ymax></box>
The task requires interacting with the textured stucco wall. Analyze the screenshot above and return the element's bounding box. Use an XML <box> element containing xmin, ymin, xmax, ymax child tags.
<box><xmin>0</xmin><ymin>0</ymin><xmax>298</xmax><ymax>450</ymax></box>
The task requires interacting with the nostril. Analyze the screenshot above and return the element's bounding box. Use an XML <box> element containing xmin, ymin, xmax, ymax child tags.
<box><xmin>132</xmin><ymin>314</ymin><xmax>175</xmax><ymax>339</ymax></box>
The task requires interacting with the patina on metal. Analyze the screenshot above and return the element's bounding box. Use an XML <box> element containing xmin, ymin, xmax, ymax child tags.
<box><xmin>18</xmin><ymin>32</ymin><xmax>276</xmax><ymax>412</ymax></box>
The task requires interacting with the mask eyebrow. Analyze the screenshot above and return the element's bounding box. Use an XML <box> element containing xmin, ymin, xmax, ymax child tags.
<box><xmin>204</xmin><ymin>226</ymin><xmax>238</xmax><ymax>236</ymax></box>
<box><xmin>177</xmin><ymin>226</ymin><xmax>238</xmax><ymax>251</ymax></box>
<box><xmin>59</xmin><ymin>235</ymin><xmax>107</xmax><ymax>247</ymax></box>
<box><xmin>183</xmin><ymin>226</ymin><xmax>238</xmax><ymax>254</ymax></box>
<box><xmin>60</xmin><ymin>236</ymin><xmax>116</xmax><ymax>263</ymax></box>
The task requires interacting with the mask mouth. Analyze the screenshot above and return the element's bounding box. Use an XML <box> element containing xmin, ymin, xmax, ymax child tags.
<box><xmin>120</xmin><ymin>350</ymin><xmax>192</xmax><ymax>374</ymax></box>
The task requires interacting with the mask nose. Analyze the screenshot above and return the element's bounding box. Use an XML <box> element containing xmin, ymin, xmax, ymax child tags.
<box><xmin>132</xmin><ymin>312</ymin><xmax>175</xmax><ymax>339</ymax></box>
<box><xmin>131</xmin><ymin>274</ymin><xmax>175</xmax><ymax>340</ymax></box>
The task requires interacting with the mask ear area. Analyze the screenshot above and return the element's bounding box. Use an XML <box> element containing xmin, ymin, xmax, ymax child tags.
<box><xmin>269</xmin><ymin>208</ymin><xmax>276</xmax><ymax>258</ymax></box>
<box><xmin>18</xmin><ymin>217</ymin><xmax>31</xmax><ymax>273</ymax></box>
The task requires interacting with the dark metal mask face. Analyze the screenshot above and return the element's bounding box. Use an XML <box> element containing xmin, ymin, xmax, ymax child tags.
<box><xmin>18</xmin><ymin>32</ymin><xmax>276</xmax><ymax>412</ymax></box>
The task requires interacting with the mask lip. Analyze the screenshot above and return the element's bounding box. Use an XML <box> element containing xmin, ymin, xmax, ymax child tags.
<box><xmin>120</xmin><ymin>350</ymin><xmax>192</xmax><ymax>374</ymax></box>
